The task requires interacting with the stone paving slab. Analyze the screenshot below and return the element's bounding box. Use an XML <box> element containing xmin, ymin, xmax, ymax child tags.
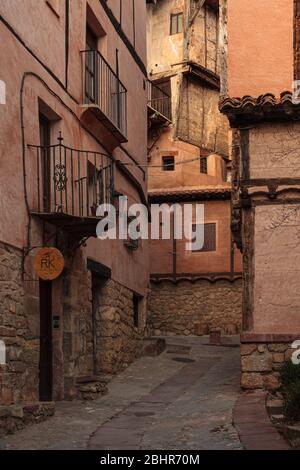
<box><xmin>88</xmin><ymin>357</ymin><xmax>217</xmax><ymax>450</ymax></box>
<box><xmin>0</xmin><ymin>336</ymin><xmax>243</xmax><ymax>450</ymax></box>
<box><xmin>233</xmin><ymin>392</ymin><xmax>290</xmax><ymax>450</ymax></box>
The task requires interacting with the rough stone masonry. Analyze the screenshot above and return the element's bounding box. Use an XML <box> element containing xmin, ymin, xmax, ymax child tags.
<box><xmin>148</xmin><ymin>279</ymin><xmax>242</xmax><ymax>336</ymax></box>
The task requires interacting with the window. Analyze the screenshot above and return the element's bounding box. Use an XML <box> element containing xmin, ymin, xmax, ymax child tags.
<box><xmin>170</xmin><ymin>13</ymin><xmax>183</xmax><ymax>35</ymax></box>
<box><xmin>200</xmin><ymin>157</ymin><xmax>208</xmax><ymax>174</ymax></box>
<box><xmin>162</xmin><ymin>156</ymin><xmax>175</xmax><ymax>171</ymax></box>
<box><xmin>192</xmin><ymin>223</ymin><xmax>217</xmax><ymax>252</ymax></box>
<box><xmin>133</xmin><ymin>295</ymin><xmax>140</xmax><ymax>328</ymax></box>
<box><xmin>85</xmin><ymin>26</ymin><xmax>98</xmax><ymax>103</ymax></box>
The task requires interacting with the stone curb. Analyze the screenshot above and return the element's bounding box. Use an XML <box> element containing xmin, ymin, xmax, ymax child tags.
<box><xmin>233</xmin><ymin>392</ymin><xmax>290</xmax><ymax>450</ymax></box>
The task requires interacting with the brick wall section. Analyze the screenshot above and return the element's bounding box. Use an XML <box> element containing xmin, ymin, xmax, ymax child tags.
<box><xmin>148</xmin><ymin>279</ymin><xmax>242</xmax><ymax>336</ymax></box>
<box><xmin>241</xmin><ymin>343</ymin><xmax>293</xmax><ymax>391</ymax></box>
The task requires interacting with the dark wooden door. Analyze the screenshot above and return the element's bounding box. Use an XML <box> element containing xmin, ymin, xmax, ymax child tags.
<box><xmin>39</xmin><ymin>280</ymin><xmax>53</xmax><ymax>401</ymax></box>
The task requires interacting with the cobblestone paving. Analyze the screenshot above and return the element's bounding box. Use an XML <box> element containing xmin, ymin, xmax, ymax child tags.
<box><xmin>0</xmin><ymin>337</ymin><xmax>243</xmax><ymax>450</ymax></box>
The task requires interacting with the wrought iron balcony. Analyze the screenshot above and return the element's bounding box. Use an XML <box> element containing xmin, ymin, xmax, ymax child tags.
<box><xmin>27</xmin><ymin>135</ymin><xmax>114</xmax><ymax>240</ymax></box>
<box><xmin>81</xmin><ymin>50</ymin><xmax>127</xmax><ymax>143</ymax></box>
<box><xmin>147</xmin><ymin>80</ymin><xmax>172</xmax><ymax>126</ymax></box>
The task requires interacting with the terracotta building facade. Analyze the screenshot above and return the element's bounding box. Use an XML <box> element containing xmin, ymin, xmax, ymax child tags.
<box><xmin>220</xmin><ymin>0</ymin><xmax>300</xmax><ymax>390</ymax></box>
<box><xmin>0</xmin><ymin>0</ymin><xmax>148</xmax><ymax>432</ymax></box>
<box><xmin>146</xmin><ymin>0</ymin><xmax>242</xmax><ymax>337</ymax></box>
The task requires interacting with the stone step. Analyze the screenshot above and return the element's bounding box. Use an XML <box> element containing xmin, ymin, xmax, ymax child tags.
<box><xmin>267</xmin><ymin>398</ymin><xmax>284</xmax><ymax>415</ymax></box>
<box><xmin>76</xmin><ymin>376</ymin><xmax>108</xmax><ymax>401</ymax></box>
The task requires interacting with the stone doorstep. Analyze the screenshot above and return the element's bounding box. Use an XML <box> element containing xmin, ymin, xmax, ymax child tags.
<box><xmin>75</xmin><ymin>376</ymin><xmax>108</xmax><ymax>400</ymax></box>
<box><xmin>266</xmin><ymin>398</ymin><xmax>284</xmax><ymax>415</ymax></box>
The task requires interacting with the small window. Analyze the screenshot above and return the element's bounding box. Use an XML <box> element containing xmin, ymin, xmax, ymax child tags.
<box><xmin>162</xmin><ymin>156</ymin><xmax>175</xmax><ymax>171</ymax></box>
<box><xmin>85</xmin><ymin>26</ymin><xmax>98</xmax><ymax>104</ymax></box>
<box><xmin>133</xmin><ymin>294</ymin><xmax>140</xmax><ymax>328</ymax></box>
<box><xmin>192</xmin><ymin>223</ymin><xmax>216</xmax><ymax>252</ymax></box>
<box><xmin>200</xmin><ymin>157</ymin><xmax>208</xmax><ymax>174</ymax></box>
<box><xmin>170</xmin><ymin>13</ymin><xmax>183</xmax><ymax>35</ymax></box>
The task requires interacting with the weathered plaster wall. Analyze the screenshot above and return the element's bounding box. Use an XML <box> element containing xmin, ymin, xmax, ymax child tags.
<box><xmin>227</xmin><ymin>0</ymin><xmax>293</xmax><ymax>97</ymax></box>
<box><xmin>249</xmin><ymin>122</ymin><xmax>300</xmax><ymax>179</ymax></box>
<box><xmin>147</xmin><ymin>0</ymin><xmax>184</xmax><ymax>75</ymax></box>
<box><xmin>148</xmin><ymin>279</ymin><xmax>242</xmax><ymax>336</ymax></box>
<box><xmin>148</xmin><ymin>127</ymin><xmax>227</xmax><ymax>192</ymax></box>
<box><xmin>253</xmin><ymin>203</ymin><xmax>300</xmax><ymax>335</ymax></box>
<box><xmin>149</xmin><ymin>200</ymin><xmax>242</xmax><ymax>275</ymax></box>
<box><xmin>0</xmin><ymin>0</ymin><xmax>149</xmax><ymax>297</ymax></box>
<box><xmin>147</xmin><ymin>0</ymin><xmax>219</xmax><ymax>75</ymax></box>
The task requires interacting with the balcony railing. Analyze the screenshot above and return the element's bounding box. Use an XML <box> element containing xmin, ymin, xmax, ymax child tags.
<box><xmin>81</xmin><ymin>50</ymin><xmax>127</xmax><ymax>138</ymax></box>
<box><xmin>147</xmin><ymin>80</ymin><xmax>172</xmax><ymax>122</ymax></box>
<box><xmin>27</xmin><ymin>135</ymin><xmax>114</xmax><ymax>220</ymax></box>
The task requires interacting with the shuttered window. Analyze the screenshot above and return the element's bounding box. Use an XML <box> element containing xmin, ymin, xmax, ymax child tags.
<box><xmin>192</xmin><ymin>223</ymin><xmax>217</xmax><ymax>252</ymax></box>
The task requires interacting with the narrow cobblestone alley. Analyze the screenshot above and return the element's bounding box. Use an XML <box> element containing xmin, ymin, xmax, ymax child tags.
<box><xmin>0</xmin><ymin>337</ymin><xmax>243</xmax><ymax>450</ymax></box>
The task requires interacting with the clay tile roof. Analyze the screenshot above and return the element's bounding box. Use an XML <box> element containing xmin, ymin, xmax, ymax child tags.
<box><xmin>148</xmin><ymin>187</ymin><xmax>231</xmax><ymax>202</ymax></box>
<box><xmin>219</xmin><ymin>91</ymin><xmax>300</xmax><ymax>127</ymax></box>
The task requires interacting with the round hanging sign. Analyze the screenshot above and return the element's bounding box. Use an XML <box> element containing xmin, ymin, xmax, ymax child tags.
<box><xmin>34</xmin><ymin>247</ymin><xmax>64</xmax><ymax>281</ymax></box>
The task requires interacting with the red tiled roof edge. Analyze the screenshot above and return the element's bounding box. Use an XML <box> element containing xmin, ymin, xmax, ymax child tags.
<box><xmin>219</xmin><ymin>91</ymin><xmax>300</xmax><ymax>127</ymax></box>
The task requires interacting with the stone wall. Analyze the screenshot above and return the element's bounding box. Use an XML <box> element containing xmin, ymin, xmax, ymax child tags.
<box><xmin>62</xmin><ymin>252</ymin><xmax>94</xmax><ymax>400</ymax></box>
<box><xmin>241</xmin><ymin>343</ymin><xmax>293</xmax><ymax>391</ymax></box>
<box><xmin>94</xmin><ymin>279</ymin><xmax>145</xmax><ymax>375</ymax></box>
<box><xmin>62</xmin><ymin>253</ymin><xmax>146</xmax><ymax>396</ymax></box>
<box><xmin>0</xmin><ymin>242</ymin><xmax>39</xmax><ymax>406</ymax></box>
<box><xmin>148</xmin><ymin>279</ymin><xmax>242</xmax><ymax>336</ymax></box>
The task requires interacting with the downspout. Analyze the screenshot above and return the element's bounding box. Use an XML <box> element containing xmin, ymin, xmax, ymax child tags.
<box><xmin>65</xmin><ymin>0</ymin><xmax>69</xmax><ymax>89</ymax></box>
<box><xmin>172</xmin><ymin>211</ymin><xmax>177</xmax><ymax>282</ymax></box>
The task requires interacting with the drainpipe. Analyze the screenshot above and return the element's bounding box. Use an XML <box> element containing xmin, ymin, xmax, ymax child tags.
<box><xmin>172</xmin><ymin>211</ymin><xmax>177</xmax><ymax>282</ymax></box>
